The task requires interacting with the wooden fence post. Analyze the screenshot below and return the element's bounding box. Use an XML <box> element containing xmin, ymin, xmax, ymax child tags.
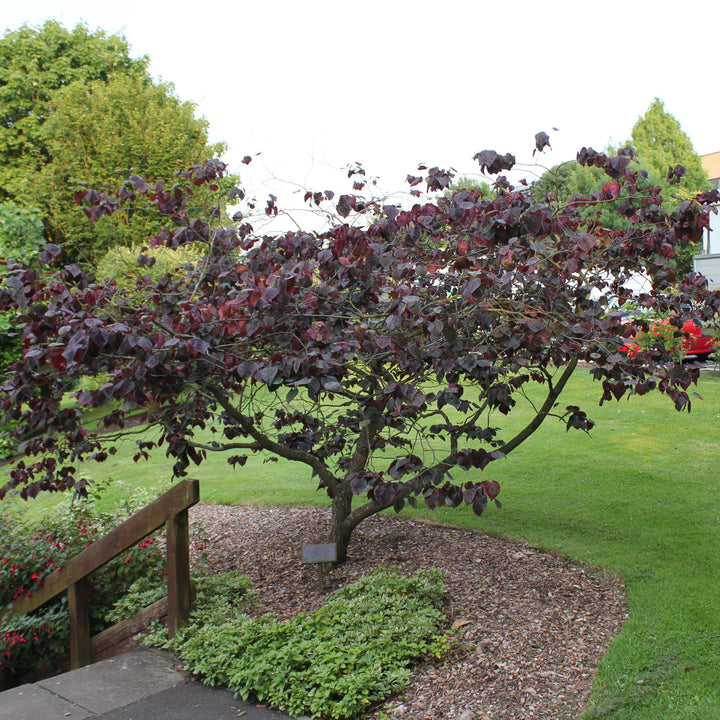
<box><xmin>68</xmin><ymin>578</ymin><xmax>91</xmax><ymax>669</ymax></box>
<box><xmin>166</xmin><ymin>507</ymin><xmax>191</xmax><ymax>639</ymax></box>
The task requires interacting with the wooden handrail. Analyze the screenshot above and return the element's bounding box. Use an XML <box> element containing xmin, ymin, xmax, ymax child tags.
<box><xmin>1</xmin><ymin>478</ymin><xmax>199</xmax><ymax>671</ymax></box>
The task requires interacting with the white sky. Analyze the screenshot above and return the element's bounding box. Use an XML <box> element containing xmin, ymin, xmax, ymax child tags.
<box><xmin>3</xmin><ymin>0</ymin><xmax>719</xmax><ymax>212</ymax></box>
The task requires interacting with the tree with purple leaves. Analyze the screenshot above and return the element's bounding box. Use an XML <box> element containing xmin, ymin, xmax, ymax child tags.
<box><xmin>2</xmin><ymin>139</ymin><xmax>719</xmax><ymax>562</ymax></box>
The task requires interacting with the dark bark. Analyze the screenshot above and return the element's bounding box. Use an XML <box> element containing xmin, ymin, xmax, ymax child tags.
<box><xmin>328</xmin><ymin>484</ymin><xmax>355</xmax><ymax>563</ymax></box>
<box><xmin>328</xmin><ymin>411</ymin><xmax>385</xmax><ymax>562</ymax></box>
<box><xmin>327</xmin><ymin>357</ymin><xmax>582</xmax><ymax>561</ymax></box>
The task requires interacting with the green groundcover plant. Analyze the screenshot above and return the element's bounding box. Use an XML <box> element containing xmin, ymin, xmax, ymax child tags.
<box><xmin>0</xmin><ymin>483</ymin><xmax>166</xmax><ymax>683</ymax></box>
<box><xmin>145</xmin><ymin>568</ymin><xmax>448</xmax><ymax>719</ymax></box>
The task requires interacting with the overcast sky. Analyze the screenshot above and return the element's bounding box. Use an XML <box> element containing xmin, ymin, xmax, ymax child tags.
<box><xmin>3</xmin><ymin>1</ymin><xmax>718</xmax><ymax>209</ymax></box>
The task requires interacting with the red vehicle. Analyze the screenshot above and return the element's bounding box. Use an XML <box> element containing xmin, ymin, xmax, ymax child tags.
<box><xmin>622</xmin><ymin>318</ymin><xmax>716</xmax><ymax>359</ymax></box>
<box><xmin>679</xmin><ymin>319</ymin><xmax>717</xmax><ymax>358</ymax></box>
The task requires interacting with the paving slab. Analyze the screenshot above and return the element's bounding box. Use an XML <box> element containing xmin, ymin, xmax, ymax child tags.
<box><xmin>0</xmin><ymin>648</ymin><xmax>295</xmax><ymax>720</ymax></box>
<box><xmin>0</xmin><ymin>682</ymin><xmax>92</xmax><ymax>720</ymax></box>
<box><xmin>92</xmin><ymin>680</ymin><xmax>293</xmax><ymax>719</ymax></box>
<box><xmin>36</xmin><ymin>648</ymin><xmax>186</xmax><ymax>715</ymax></box>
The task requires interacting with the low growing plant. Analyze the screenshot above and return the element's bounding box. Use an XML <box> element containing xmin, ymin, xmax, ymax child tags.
<box><xmin>103</xmin><ymin>575</ymin><xmax>171</xmax><ymax>626</ymax></box>
<box><xmin>149</xmin><ymin>567</ymin><xmax>447</xmax><ymax>719</ymax></box>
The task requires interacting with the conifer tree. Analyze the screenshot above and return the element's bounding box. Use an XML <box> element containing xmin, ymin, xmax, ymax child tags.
<box><xmin>631</xmin><ymin>98</ymin><xmax>709</xmax><ymax>193</ymax></box>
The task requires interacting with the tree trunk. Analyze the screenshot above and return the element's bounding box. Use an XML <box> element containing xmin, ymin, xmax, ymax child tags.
<box><xmin>327</xmin><ymin>414</ymin><xmax>384</xmax><ymax>563</ymax></box>
<box><xmin>328</xmin><ymin>485</ymin><xmax>355</xmax><ymax>563</ymax></box>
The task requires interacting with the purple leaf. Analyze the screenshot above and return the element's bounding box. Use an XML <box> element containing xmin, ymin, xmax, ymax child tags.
<box><xmin>472</xmin><ymin>493</ymin><xmax>488</xmax><ymax>516</ymax></box>
<box><xmin>534</xmin><ymin>131</ymin><xmax>551</xmax><ymax>155</ymax></box>
<box><xmin>349</xmin><ymin>474</ymin><xmax>368</xmax><ymax>495</ymax></box>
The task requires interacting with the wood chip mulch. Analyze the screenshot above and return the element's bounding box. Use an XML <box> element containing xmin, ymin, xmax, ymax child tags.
<box><xmin>189</xmin><ymin>504</ymin><xmax>627</xmax><ymax>720</ymax></box>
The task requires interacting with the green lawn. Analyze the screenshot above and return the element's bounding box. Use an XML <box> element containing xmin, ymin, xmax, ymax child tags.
<box><xmin>416</xmin><ymin>369</ymin><xmax>720</xmax><ymax>720</ymax></box>
<box><xmin>7</xmin><ymin>368</ymin><xmax>720</xmax><ymax>719</ymax></box>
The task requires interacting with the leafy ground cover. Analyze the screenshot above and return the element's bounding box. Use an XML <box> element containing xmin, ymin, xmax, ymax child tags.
<box><xmin>5</xmin><ymin>367</ymin><xmax>720</xmax><ymax>718</ymax></box>
<box><xmin>143</xmin><ymin>567</ymin><xmax>447</xmax><ymax>719</ymax></box>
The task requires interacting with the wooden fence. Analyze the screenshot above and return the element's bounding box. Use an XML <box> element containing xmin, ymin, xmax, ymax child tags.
<box><xmin>0</xmin><ymin>478</ymin><xmax>199</xmax><ymax>676</ymax></box>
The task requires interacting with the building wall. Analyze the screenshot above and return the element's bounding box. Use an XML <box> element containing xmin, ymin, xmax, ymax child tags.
<box><xmin>701</xmin><ymin>153</ymin><xmax>720</xmax><ymax>254</ymax></box>
<box><xmin>702</xmin><ymin>151</ymin><xmax>720</xmax><ymax>189</ymax></box>
<box><xmin>693</xmin><ymin>254</ymin><xmax>720</xmax><ymax>289</ymax></box>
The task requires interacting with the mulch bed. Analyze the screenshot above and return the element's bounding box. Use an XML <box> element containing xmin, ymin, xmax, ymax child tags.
<box><xmin>189</xmin><ymin>504</ymin><xmax>627</xmax><ymax>720</ymax></box>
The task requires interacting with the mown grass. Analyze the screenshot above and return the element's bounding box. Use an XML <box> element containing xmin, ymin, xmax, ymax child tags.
<box><xmin>415</xmin><ymin>369</ymin><xmax>720</xmax><ymax>720</ymax></box>
<box><xmin>6</xmin><ymin>367</ymin><xmax>720</xmax><ymax>719</ymax></box>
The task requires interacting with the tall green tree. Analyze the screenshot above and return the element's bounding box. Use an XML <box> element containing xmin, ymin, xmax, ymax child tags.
<box><xmin>630</xmin><ymin>98</ymin><xmax>710</xmax><ymax>272</ymax></box>
<box><xmin>0</xmin><ymin>21</ymin><xmax>147</xmax><ymax>202</ymax></box>
<box><xmin>40</xmin><ymin>74</ymin><xmax>228</xmax><ymax>261</ymax></box>
<box><xmin>533</xmin><ymin>160</ymin><xmax>608</xmax><ymax>201</ymax></box>
<box><xmin>533</xmin><ymin>157</ymin><xmax>638</xmax><ymax>237</ymax></box>
<box><xmin>0</xmin><ymin>21</ymin><xmax>230</xmax><ymax>263</ymax></box>
<box><xmin>631</xmin><ymin>98</ymin><xmax>709</xmax><ymax>193</ymax></box>
<box><xmin>534</xmin><ymin>99</ymin><xmax>709</xmax><ymax>274</ymax></box>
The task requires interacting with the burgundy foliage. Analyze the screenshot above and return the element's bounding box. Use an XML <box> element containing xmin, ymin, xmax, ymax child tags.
<box><xmin>2</xmin><ymin>145</ymin><xmax>720</xmax><ymax>558</ymax></box>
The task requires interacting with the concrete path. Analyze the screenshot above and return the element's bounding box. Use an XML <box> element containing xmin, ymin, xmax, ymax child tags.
<box><xmin>0</xmin><ymin>648</ymin><xmax>295</xmax><ymax>720</ymax></box>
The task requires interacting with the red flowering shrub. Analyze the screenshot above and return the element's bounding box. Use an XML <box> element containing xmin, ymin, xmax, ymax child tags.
<box><xmin>0</xmin><ymin>492</ymin><xmax>166</xmax><ymax>685</ymax></box>
<box><xmin>0</xmin><ymin>514</ymin><xmax>70</xmax><ymax>682</ymax></box>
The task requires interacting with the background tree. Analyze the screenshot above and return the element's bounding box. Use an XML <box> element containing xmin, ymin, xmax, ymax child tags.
<box><xmin>0</xmin><ymin>202</ymin><xmax>46</xmax><ymax>457</ymax></box>
<box><xmin>445</xmin><ymin>176</ymin><xmax>494</xmax><ymax>199</ymax></box>
<box><xmin>631</xmin><ymin>97</ymin><xmax>709</xmax><ymax>193</ymax></box>
<box><xmin>0</xmin><ymin>21</ymin><xmax>146</xmax><ymax>203</ymax></box>
<box><xmin>0</xmin><ymin>203</ymin><xmax>46</xmax><ymax>265</ymax></box>
<box><xmin>532</xmin><ymin>160</ymin><xmax>629</xmax><ymax>232</ymax></box>
<box><xmin>534</xmin><ymin>100</ymin><xmax>709</xmax><ymax>274</ymax></box>
<box><xmin>630</xmin><ymin>98</ymin><xmax>710</xmax><ymax>273</ymax></box>
<box><xmin>0</xmin><ymin>202</ymin><xmax>46</xmax><ymax>369</ymax></box>
<box><xmin>533</xmin><ymin>161</ymin><xmax>608</xmax><ymax>202</ymax></box>
<box><xmin>0</xmin><ymin>21</ymin><xmax>230</xmax><ymax>263</ymax></box>
<box><xmin>2</xmin><ymin>147</ymin><xmax>719</xmax><ymax>562</ymax></box>
<box><xmin>0</xmin><ymin>203</ymin><xmax>44</xmax><ymax>366</ymax></box>
<box><xmin>39</xmin><ymin>73</ymin><xmax>229</xmax><ymax>262</ymax></box>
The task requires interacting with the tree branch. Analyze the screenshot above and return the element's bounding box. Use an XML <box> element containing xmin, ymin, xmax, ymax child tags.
<box><xmin>189</xmin><ymin>440</ymin><xmax>262</xmax><ymax>452</ymax></box>
<box><xmin>499</xmin><ymin>355</ymin><xmax>579</xmax><ymax>457</ymax></box>
<box><xmin>342</xmin><ymin>450</ymin><xmax>459</xmax><ymax>535</ymax></box>
<box><xmin>340</xmin><ymin>360</ymin><xmax>578</xmax><ymax>535</ymax></box>
<box><xmin>204</xmin><ymin>381</ymin><xmax>340</xmax><ymax>496</ymax></box>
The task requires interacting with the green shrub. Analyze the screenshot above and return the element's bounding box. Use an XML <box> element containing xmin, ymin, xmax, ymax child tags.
<box><xmin>0</xmin><ymin>202</ymin><xmax>46</xmax><ymax>266</ymax></box>
<box><xmin>150</xmin><ymin>568</ymin><xmax>447</xmax><ymax>719</ymax></box>
<box><xmin>0</xmin><ymin>414</ymin><xmax>19</xmax><ymax>460</ymax></box>
<box><xmin>142</xmin><ymin>570</ymin><xmax>256</xmax><ymax>648</ymax></box>
<box><xmin>632</xmin><ymin>319</ymin><xmax>685</xmax><ymax>359</ymax></box>
<box><xmin>0</xmin><ymin>311</ymin><xmax>21</xmax><ymax>371</ymax></box>
<box><xmin>103</xmin><ymin>575</ymin><xmax>169</xmax><ymax>626</ymax></box>
<box><xmin>0</xmin><ymin>203</ymin><xmax>42</xmax><ymax>456</ymax></box>
<box><xmin>709</xmin><ymin>319</ymin><xmax>720</xmax><ymax>365</ymax></box>
<box><xmin>0</xmin><ymin>203</ymin><xmax>47</xmax><ymax>454</ymax></box>
<box><xmin>95</xmin><ymin>243</ymin><xmax>205</xmax><ymax>293</ymax></box>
